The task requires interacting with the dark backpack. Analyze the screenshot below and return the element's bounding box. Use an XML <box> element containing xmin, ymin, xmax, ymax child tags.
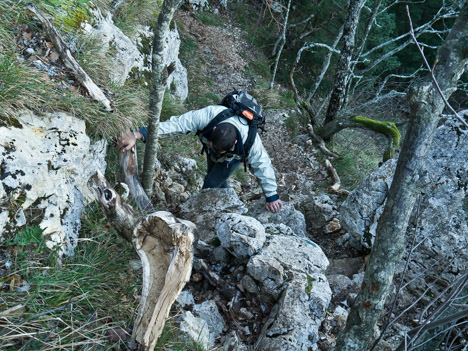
<box><xmin>197</xmin><ymin>90</ymin><xmax>265</xmax><ymax>167</ymax></box>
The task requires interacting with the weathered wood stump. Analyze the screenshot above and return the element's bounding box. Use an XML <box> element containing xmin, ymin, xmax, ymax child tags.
<box><xmin>89</xmin><ymin>168</ymin><xmax>194</xmax><ymax>350</ymax></box>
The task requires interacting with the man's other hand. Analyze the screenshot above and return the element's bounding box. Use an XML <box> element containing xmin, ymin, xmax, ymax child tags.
<box><xmin>265</xmin><ymin>199</ymin><xmax>282</xmax><ymax>213</ymax></box>
<box><xmin>117</xmin><ymin>131</ymin><xmax>141</xmax><ymax>152</ymax></box>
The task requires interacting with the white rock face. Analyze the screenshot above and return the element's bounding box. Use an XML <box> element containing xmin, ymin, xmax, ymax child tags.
<box><xmin>83</xmin><ymin>10</ymin><xmax>188</xmax><ymax>101</ymax></box>
<box><xmin>165</xmin><ymin>28</ymin><xmax>189</xmax><ymax>101</ymax></box>
<box><xmin>83</xmin><ymin>11</ymin><xmax>144</xmax><ymax>86</ymax></box>
<box><xmin>0</xmin><ymin>111</ymin><xmax>106</xmax><ymax>255</ymax></box>
<box><xmin>217</xmin><ymin>213</ymin><xmax>267</xmax><ymax>260</ymax></box>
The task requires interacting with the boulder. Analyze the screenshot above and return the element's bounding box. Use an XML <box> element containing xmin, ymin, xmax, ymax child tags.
<box><xmin>303</xmin><ymin>194</ymin><xmax>339</xmax><ymax>232</ymax></box>
<box><xmin>192</xmin><ymin>300</ymin><xmax>225</xmax><ymax>339</ymax></box>
<box><xmin>153</xmin><ymin>153</ymin><xmax>203</xmax><ymax>211</ymax></box>
<box><xmin>248</xmin><ymin>200</ymin><xmax>307</xmax><ymax>237</ymax></box>
<box><xmin>83</xmin><ymin>9</ymin><xmax>188</xmax><ymax>101</ymax></box>
<box><xmin>82</xmin><ymin>10</ymin><xmax>144</xmax><ymax>86</ymax></box>
<box><xmin>179</xmin><ymin>300</ymin><xmax>225</xmax><ymax>349</ymax></box>
<box><xmin>216</xmin><ymin>213</ymin><xmax>266</xmax><ymax>260</ymax></box>
<box><xmin>339</xmin><ymin>159</ymin><xmax>396</xmax><ymax>249</ymax></box>
<box><xmin>0</xmin><ymin>111</ymin><xmax>106</xmax><ymax>255</ymax></box>
<box><xmin>178</xmin><ymin>311</ymin><xmax>211</xmax><ymax>348</ymax></box>
<box><xmin>339</xmin><ymin>119</ymin><xmax>468</xmax><ymax>283</ymax></box>
<box><xmin>246</xmin><ymin>235</ymin><xmax>329</xmax><ymax>303</ymax></box>
<box><xmin>256</xmin><ymin>272</ymin><xmax>331</xmax><ymax>351</ymax></box>
<box><xmin>179</xmin><ymin>188</ymin><xmax>247</xmax><ymax>244</ymax></box>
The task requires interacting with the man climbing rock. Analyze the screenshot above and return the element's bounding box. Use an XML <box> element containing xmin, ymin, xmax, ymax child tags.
<box><xmin>117</xmin><ymin>98</ymin><xmax>283</xmax><ymax>213</ymax></box>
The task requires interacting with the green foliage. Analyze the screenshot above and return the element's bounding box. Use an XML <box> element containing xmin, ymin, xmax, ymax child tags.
<box><xmin>333</xmin><ymin>129</ymin><xmax>382</xmax><ymax>190</ymax></box>
<box><xmin>114</xmin><ymin>0</ymin><xmax>161</xmax><ymax>33</ymax></box>
<box><xmin>0</xmin><ymin>1</ymin><xmax>146</xmax><ymax>139</ymax></box>
<box><xmin>232</xmin><ymin>166</ymin><xmax>249</xmax><ymax>184</ymax></box>
<box><xmin>7</xmin><ymin>226</ymin><xmax>44</xmax><ymax>248</ymax></box>
<box><xmin>285</xmin><ymin>114</ymin><xmax>300</xmax><ymax>142</ymax></box>
<box><xmin>0</xmin><ymin>205</ymin><xmax>141</xmax><ymax>350</ymax></box>
<box><xmin>161</xmin><ymin>91</ymin><xmax>186</xmax><ymax>121</ymax></box>
<box><xmin>229</xmin><ymin>2</ymin><xmax>272</xmax><ymax>48</ymax></box>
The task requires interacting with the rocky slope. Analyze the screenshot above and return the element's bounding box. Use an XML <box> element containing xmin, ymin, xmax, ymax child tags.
<box><xmin>1</xmin><ymin>2</ymin><xmax>466</xmax><ymax>350</ymax></box>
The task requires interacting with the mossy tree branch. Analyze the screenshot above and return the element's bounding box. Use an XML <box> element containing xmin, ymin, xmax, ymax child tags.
<box><xmin>316</xmin><ymin>115</ymin><xmax>401</xmax><ymax>161</ymax></box>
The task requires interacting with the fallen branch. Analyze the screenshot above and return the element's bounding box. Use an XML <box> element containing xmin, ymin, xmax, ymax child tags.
<box><xmin>26</xmin><ymin>3</ymin><xmax>113</xmax><ymax>111</ymax></box>
<box><xmin>88</xmin><ymin>171</ymin><xmax>194</xmax><ymax>350</ymax></box>
<box><xmin>324</xmin><ymin>159</ymin><xmax>349</xmax><ymax>195</ymax></box>
<box><xmin>307</xmin><ymin>124</ymin><xmax>340</xmax><ymax>158</ymax></box>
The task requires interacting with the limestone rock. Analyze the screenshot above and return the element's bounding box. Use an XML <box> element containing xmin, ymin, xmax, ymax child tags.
<box><xmin>83</xmin><ymin>10</ymin><xmax>188</xmax><ymax>101</ymax></box>
<box><xmin>153</xmin><ymin>153</ymin><xmax>203</xmax><ymax>211</ymax></box>
<box><xmin>303</xmin><ymin>194</ymin><xmax>339</xmax><ymax>231</ymax></box>
<box><xmin>247</xmin><ymin>235</ymin><xmax>329</xmax><ymax>302</ymax></box>
<box><xmin>248</xmin><ymin>200</ymin><xmax>307</xmax><ymax>237</ymax></box>
<box><xmin>179</xmin><ymin>188</ymin><xmax>247</xmax><ymax>243</ymax></box>
<box><xmin>339</xmin><ymin>119</ymin><xmax>467</xmax><ymax>282</ymax></box>
<box><xmin>256</xmin><ymin>272</ymin><xmax>331</xmax><ymax>351</ymax></box>
<box><xmin>83</xmin><ymin>10</ymin><xmax>144</xmax><ymax>86</ymax></box>
<box><xmin>178</xmin><ymin>311</ymin><xmax>211</xmax><ymax>349</ymax></box>
<box><xmin>192</xmin><ymin>300</ymin><xmax>225</xmax><ymax>340</ymax></box>
<box><xmin>339</xmin><ymin>159</ymin><xmax>396</xmax><ymax>249</ymax></box>
<box><xmin>0</xmin><ymin>111</ymin><xmax>106</xmax><ymax>255</ymax></box>
<box><xmin>179</xmin><ymin>300</ymin><xmax>225</xmax><ymax>349</ymax></box>
<box><xmin>216</xmin><ymin>213</ymin><xmax>266</xmax><ymax>260</ymax></box>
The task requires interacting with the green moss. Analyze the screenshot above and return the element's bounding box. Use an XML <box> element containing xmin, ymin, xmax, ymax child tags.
<box><xmin>305</xmin><ymin>274</ymin><xmax>316</xmax><ymax>295</ymax></box>
<box><xmin>351</xmin><ymin>116</ymin><xmax>401</xmax><ymax>147</ymax></box>
<box><xmin>61</xmin><ymin>5</ymin><xmax>90</xmax><ymax>30</ymax></box>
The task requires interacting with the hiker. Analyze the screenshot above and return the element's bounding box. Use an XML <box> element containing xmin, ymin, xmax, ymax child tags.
<box><xmin>117</xmin><ymin>95</ymin><xmax>283</xmax><ymax>213</ymax></box>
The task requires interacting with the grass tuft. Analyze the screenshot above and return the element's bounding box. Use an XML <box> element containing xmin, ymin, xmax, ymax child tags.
<box><xmin>0</xmin><ymin>204</ymin><xmax>141</xmax><ymax>350</ymax></box>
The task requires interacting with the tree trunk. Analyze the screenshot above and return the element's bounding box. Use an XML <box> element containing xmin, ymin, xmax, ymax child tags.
<box><xmin>142</xmin><ymin>0</ymin><xmax>184</xmax><ymax>196</ymax></box>
<box><xmin>335</xmin><ymin>5</ymin><xmax>468</xmax><ymax>350</ymax></box>
<box><xmin>270</xmin><ymin>0</ymin><xmax>292</xmax><ymax>89</ymax></box>
<box><xmin>324</xmin><ymin>0</ymin><xmax>366</xmax><ymax>126</ymax></box>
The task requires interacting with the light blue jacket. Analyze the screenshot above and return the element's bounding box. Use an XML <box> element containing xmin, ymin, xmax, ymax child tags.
<box><xmin>140</xmin><ymin>105</ymin><xmax>279</xmax><ymax>201</ymax></box>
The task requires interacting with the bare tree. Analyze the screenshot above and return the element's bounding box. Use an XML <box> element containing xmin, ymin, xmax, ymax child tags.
<box><xmin>270</xmin><ymin>0</ymin><xmax>292</xmax><ymax>89</ymax></box>
<box><xmin>324</xmin><ymin>0</ymin><xmax>367</xmax><ymax>125</ymax></box>
<box><xmin>141</xmin><ymin>0</ymin><xmax>184</xmax><ymax>196</ymax></box>
<box><xmin>335</xmin><ymin>4</ymin><xmax>468</xmax><ymax>349</ymax></box>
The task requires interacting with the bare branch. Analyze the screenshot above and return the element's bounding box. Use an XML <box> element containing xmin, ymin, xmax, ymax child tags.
<box><xmin>406</xmin><ymin>6</ymin><xmax>468</xmax><ymax>128</ymax></box>
<box><xmin>306</xmin><ymin>25</ymin><xmax>344</xmax><ymax>101</ymax></box>
<box><xmin>307</xmin><ymin>124</ymin><xmax>340</xmax><ymax>158</ymax></box>
<box><xmin>270</xmin><ymin>0</ymin><xmax>292</xmax><ymax>89</ymax></box>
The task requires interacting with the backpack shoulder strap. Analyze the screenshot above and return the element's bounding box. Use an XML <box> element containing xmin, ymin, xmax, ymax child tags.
<box><xmin>243</xmin><ymin>124</ymin><xmax>258</xmax><ymax>156</ymax></box>
<box><xmin>196</xmin><ymin>107</ymin><xmax>233</xmax><ymax>136</ymax></box>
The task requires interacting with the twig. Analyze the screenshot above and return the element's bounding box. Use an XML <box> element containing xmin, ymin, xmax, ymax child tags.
<box><xmin>307</xmin><ymin>124</ymin><xmax>340</xmax><ymax>158</ymax></box>
<box><xmin>406</xmin><ymin>5</ymin><xmax>468</xmax><ymax>128</ymax></box>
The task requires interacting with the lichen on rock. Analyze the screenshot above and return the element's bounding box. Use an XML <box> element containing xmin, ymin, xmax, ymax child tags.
<box><xmin>0</xmin><ymin>110</ymin><xmax>106</xmax><ymax>256</ymax></box>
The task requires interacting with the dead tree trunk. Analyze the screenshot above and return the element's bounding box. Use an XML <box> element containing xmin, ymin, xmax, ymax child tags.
<box><xmin>142</xmin><ymin>0</ymin><xmax>184</xmax><ymax>196</ymax></box>
<box><xmin>88</xmin><ymin>171</ymin><xmax>194</xmax><ymax>351</ymax></box>
<box><xmin>324</xmin><ymin>0</ymin><xmax>367</xmax><ymax>125</ymax></box>
<box><xmin>335</xmin><ymin>4</ymin><xmax>468</xmax><ymax>350</ymax></box>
